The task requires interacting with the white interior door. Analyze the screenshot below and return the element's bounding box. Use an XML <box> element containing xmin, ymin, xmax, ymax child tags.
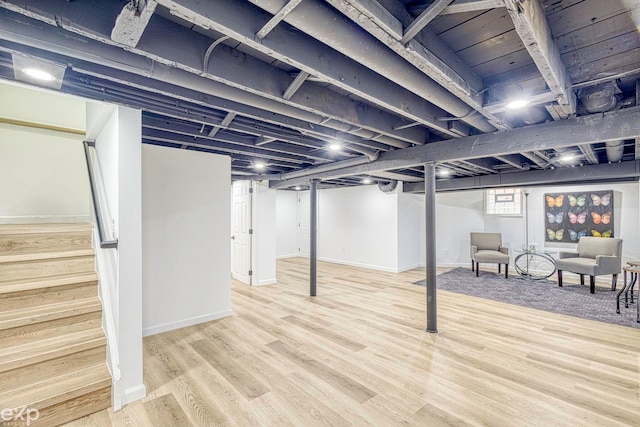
<box><xmin>297</xmin><ymin>191</ymin><xmax>309</xmax><ymax>257</ymax></box>
<box><xmin>231</xmin><ymin>181</ymin><xmax>252</xmax><ymax>284</ymax></box>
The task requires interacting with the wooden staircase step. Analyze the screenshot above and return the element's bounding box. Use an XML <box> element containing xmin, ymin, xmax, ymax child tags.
<box><xmin>0</xmin><ymin>272</ymin><xmax>98</xmax><ymax>297</ymax></box>
<box><xmin>0</xmin><ymin>363</ymin><xmax>110</xmax><ymax>412</ymax></box>
<box><xmin>0</xmin><ymin>296</ymin><xmax>102</xmax><ymax>331</ymax></box>
<box><xmin>0</xmin><ymin>223</ymin><xmax>93</xmax><ymax>235</ymax></box>
<box><xmin>0</xmin><ymin>328</ymin><xmax>106</xmax><ymax>373</ymax></box>
<box><xmin>0</xmin><ymin>255</ymin><xmax>95</xmax><ymax>283</ymax></box>
<box><xmin>0</xmin><ymin>346</ymin><xmax>106</xmax><ymax>392</ymax></box>
<box><xmin>0</xmin><ymin>229</ymin><xmax>92</xmax><ymax>257</ymax></box>
<box><xmin>0</xmin><ymin>311</ymin><xmax>102</xmax><ymax>349</ymax></box>
<box><xmin>0</xmin><ymin>248</ymin><xmax>94</xmax><ymax>264</ymax></box>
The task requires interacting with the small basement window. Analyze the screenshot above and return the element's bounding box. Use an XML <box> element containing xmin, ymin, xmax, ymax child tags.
<box><xmin>485</xmin><ymin>188</ymin><xmax>523</xmax><ymax>216</ymax></box>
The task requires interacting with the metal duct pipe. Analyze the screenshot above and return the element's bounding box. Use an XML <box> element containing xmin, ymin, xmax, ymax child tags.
<box><xmin>0</xmin><ymin>9</ymin><xmax>417</xmax><ymax>148</ymax></box>
<box><xmin>241</xmin><ymin>153</ymin><xmax>378</xmax><ymax>183</ymax></box>
<box><xmin>247</xmin><ymin>0</ymin><xmax>496</xmax><ymax>133</ymax></box>
<box><xmin>282</xmin><ymin>153</ymin><xmax>378</xmax><ymax>180</ymax></box>
<box><xmin>378</xmin><ymin>179</ymin><xmax>398</xmax><ymax>193</ymax></box>
<box><xmin>606</xmin><ymin>140</ymin><xmax>624</xmax><ymax>162</ymax></box>
<box><xmin>580</xmin><ymin>83</ymin><xmax>620</xmax><ymax>113</ymax></box>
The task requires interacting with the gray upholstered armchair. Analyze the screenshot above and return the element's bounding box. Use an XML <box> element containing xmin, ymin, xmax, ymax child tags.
<box><xmin>470</xmin><ymin>232</ymin><xmax>510</xmax><ymax>278</ymax></box>
<box><xmin>555</xmin><ymin>237</ymin><xmax>623</xmax><ymax>294</ymax></box>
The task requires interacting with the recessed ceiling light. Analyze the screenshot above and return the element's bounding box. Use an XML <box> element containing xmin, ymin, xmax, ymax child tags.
<box><xmin>328</xmin><ymin>142</ymin><xmax>342</xmax><ymax>152</ymax></box>
<box><xmin>362</xmin><ymin>178</ymin><xmax>372</xmax><ymax>184</ymax></box>
<box><xmin>22</xmin><ymin>67</ymin><xmax>56</xmax><ymax>82</ymax></box>
<box><xmin>254</xmin><ymin>161</ymin><xmax>266</xmax><ymax>170</ymax></box>
<box><xmin>505</xmin><ymin>99</ymin><xmax>530</xmax><ymax>109</ymax></box>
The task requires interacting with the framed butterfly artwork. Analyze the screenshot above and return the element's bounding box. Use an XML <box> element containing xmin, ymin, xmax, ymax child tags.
<box><xmin>544</xmin><ymin>191</ymin><xmax>614</xmax><ymax>242</ymax></box>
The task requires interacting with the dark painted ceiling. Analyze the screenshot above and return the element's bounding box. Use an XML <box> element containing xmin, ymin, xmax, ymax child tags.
<box><xmin>1</xmin><ymin>0</ymin><xmax>639</xmax><ymax>191</ymax></box>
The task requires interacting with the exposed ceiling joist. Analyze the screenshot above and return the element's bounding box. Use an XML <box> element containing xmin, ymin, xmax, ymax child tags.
<box><xmin>520</xmin><ymin>152</ymin><xmax>547</xmax><ymax>168</ymax></box>
<box><xmin>440</xmin><ymin>0</ymin><xmax>505</xmax><ymax>15</ymax></box>
<box><xmin>455</xmin><ymin>159</ymin><xmax>496</xmax><ymax>174</ymax></box>
<box><xmin>269</xmin><ymin>107</ymin><xmax>640</xmax><ymax>188</ymax></box>
<box><xmin>494</xmin><ymin>154</ymin><xmax>525</xmax><ymax>170</ymax></box>
<box><xmin>283</xmin><ymin>71</ymin><xmax>310</xmax><ymax>101</ymax></box>
<box><xmin>0</xmin><ymin>9</ymin><xmax>425</xmax><ymax>149</ymax></box>
<box><xmin>208</xmin><ymin>111</ymin><xmax>236</xmax><ymax>138</ymax></box>
<box><xmin>403</xmin><ymin>160</ymin><xmax>640</xmax><ymax>193</ymax></box>
<box><xmin>504</xmin><ymin>0</ymin><xmax>575</xmax><ymax>117</ymax></box>
<box><xmin>248</xmin><ymin>0</ymin><xmax>499</xmax><ymax>132</ymax></box>
<box><xmin>401</xmin><ymin>0</ymin><xmax>454</xmax><ymax>44</ymax></box>
<box><xmin>578</xmin><ymin>144</ymin><xmax>599</xmax><ymax>165</ymax></box>
<box><xmin>111</xmin><ymin>0</ymin><xmax>157</xmax><ymax>47</ymax></box>
<box><xmin>332</xmin><ymin>0</ymin><xmax>507</xmax><ymax>130</ymax></box>
<box><xmin>156</xmin><ymin>0</ymin><xmax>471</xmax><ymax>138</ymax></box>
<box><xmin>255</xmin><ymin>0</ymin><xmax>303</xmax><ymax>39</ymax></box>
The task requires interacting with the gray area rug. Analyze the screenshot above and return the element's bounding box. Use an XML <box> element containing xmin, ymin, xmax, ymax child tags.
<box><xmin>414</xmin><ymin>267</ymin><xmax>639</xmax><ymax>329</ymax></box>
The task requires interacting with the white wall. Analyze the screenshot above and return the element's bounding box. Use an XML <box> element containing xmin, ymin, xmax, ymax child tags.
<box><xmin>91</xmin><ymin>104</ymin><xmax>145</xmax><ymax>405</ymax></box>
<box><xmin>254</xmin><ymin>182</ymin><xmax>276</xmax><ymax>285</ymax></box>
<box><xmin>142</xmin><ymin>145</ymin><xmax>232</xmax><ymax>336</ymax></box>
<box><xmin>397</xmin><ymin>189</ymin><xmax>422</xmax><ymax>271</ymax></box>
<box><xmin>433</xmin><ymin>190</ymin><xmax>486</xmax><ymax>266</ymax></box>
<box><xmin>276</xmin><ymin>190</ymin><xmax>298</xmax><ymax>258</ymax></box>
<box><xmin>318</xmin><ymin>185</ymin><xmax>399</xmax><ymax>272</ymax></box>
<box><xmin>431</xmin><ymin>182</ymin><xmax>640</xmax><ymax>267</ymax></box>
<box><xmin>0</xmin><ymin>83</ymin><xmax>89</xmax><ymax>223</ymax></box>
<box><xmin>0</xmin><ymin>81</ymin><xmax>85</xmax><ymax>130</ymax></box>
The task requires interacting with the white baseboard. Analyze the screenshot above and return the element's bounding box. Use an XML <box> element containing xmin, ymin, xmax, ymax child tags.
<box><xmin>142</xmin><ymin>309</ymin><xmax>233</xmax><ymax>337</ymax></box>
<box><xmin>396</xmin><ymin>263</ymin><xmax>423</xmax><ymax>273</ymax></box>
<box><xmin>255</xmin><ymin>278</ymin><xmax>277</xmax><ymax>286</ymax></box>
<box><xmin>0</xmin><ymin>215</ymin><xmax>91</xmax><ymax>224</ymax></box>
<box><xmin>276</xmin><ymin>254</ymin><xmax>298</xmax><ymax>259</ymax></box>
<box><xmin>121</xmin><ymin>383</ymin><xmax>147</xmax><ymax>406</ymax></box>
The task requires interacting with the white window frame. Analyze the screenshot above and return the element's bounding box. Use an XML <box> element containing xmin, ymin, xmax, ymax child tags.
<box><xmin>485</xmin><ymin>188</ymin><xmax>523</xmax><ymax>216</ymax></box>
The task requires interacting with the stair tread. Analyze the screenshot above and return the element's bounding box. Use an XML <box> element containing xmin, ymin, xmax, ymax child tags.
<box><xmin>0</xmin><ymin>248</ymin><xmax>95</xmax><ymax>264</ymax></box>
<box><xmin>0</xmin><ymin>296</ymin><xmax>102</xmax><ymax>330</ymax></box>
<box><xmin>0</xmin><ymin>223</ymin><xmax>93</xmax><ymax>235</ymax></box>
<box><xmin>1</xmin><ymin>363</ymin><xmax>110</xmax><ymax>410</ymax></box>
<box><xmin>0</xmin><ymin>271</ymin><xmax>98</xmax><ymax>294</ymax></box>
<box><xmin>0</xmin><ymin>328</ymin><xmax>106</xmax><ymax>370</ymax></box>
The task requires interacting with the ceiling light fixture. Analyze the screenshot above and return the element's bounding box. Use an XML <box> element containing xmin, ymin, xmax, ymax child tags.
<box><xmin>559</xmin><ymin>154</ymin><xmax>575</xmax><ymax>163</ymax></box>
<box><xmin>362</xmin><ymin>178</ymin><xmax>372</xmax><ymax>184</ymax></box>
<box><xmin>12</xmin><ymin>54</ymin><xmax>67</xmax><ymax>90</ymax></box>
<box><xmin>22</xmin><ymin>67</ymin><xmax>56</xmax><ymax>82</ymax></box>
<box><xmin>294</xmin><ymin>186</ymin><xmax>301</xmax><ymax>191</ymax></box>
<box><xmin>254</xmin><ymin>161</ymin><xmax>266</xmax><ymax>170</ymax></box>
<box><xmin>328</xmin><ymin>142</ymin><xmax>341</xmax><ymax>152</ymax></box>
<box><xmin>438</xmin><ymin>169</ymin><xmax>450</xmax><ymax>177</ymax></box>
<box><xmin>505</xmin><ymin>98</ymin><xmax>530</xmax><ymax>109</ymax></box>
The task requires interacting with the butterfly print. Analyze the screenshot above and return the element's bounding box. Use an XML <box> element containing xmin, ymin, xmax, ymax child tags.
<box><xmin>546</xmin><ymin>195</ymin><xmax>564</xmax><ymax>208</ymax></box>
<box><xmin>591</xmin><ymin>193</ymin><xmax>611</xmax><ymax>207</ymax></box>
<box><xmin>546</xmin><ymin>211</ymin><xmax>564</xmax><ymax>224</ymax></box>
<box><xmin>568</xmin><ymin>211</ymin><xmax>587</xmax><ymax>224</ymax></box>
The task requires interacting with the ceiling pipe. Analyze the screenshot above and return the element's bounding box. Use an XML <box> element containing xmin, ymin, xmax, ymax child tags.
<box><xmin>249</xmin><ymin>153</ymin><xmax>379</xmax><ymax>183</ymax></box>
<box><xmin>0</xmin><ymin>8</ymin><xmax>418</xmax><ymax>149</ymax></box>
<box><xmin>580</xmin><ymin>82</ymin><xmax>620</xmax><ymax>114</ymax></box>
<box><xmin>378</xmin><ymin>179</ymin><xmax>398</xmax><ymax>193</ymax></box>
<box><xmin>246</xmin><ymin>0</ymin><xmax>496</xmax><ymax>133</ymax></box>
<box><xmin>606</xmin><ymin>140</ymin><xmax>624</xmax><ymax>163</ymax></box>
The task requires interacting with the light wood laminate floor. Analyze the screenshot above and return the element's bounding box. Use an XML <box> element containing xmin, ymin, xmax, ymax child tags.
<box><xmin>66</xmin><ymin>258</ymin><xmax>640</xmax><ymax>426</ymax></box>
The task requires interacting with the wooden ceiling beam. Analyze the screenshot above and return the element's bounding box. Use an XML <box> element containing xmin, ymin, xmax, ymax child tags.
<box><xmin>269</xmin><ymin>106</ymin><xmax>640</xmax><ymax>188</ymax></box>
<box><xmin>504</xmin><ymin>0</ymin><xmax>575</xmax><ymax>117</ymax></box>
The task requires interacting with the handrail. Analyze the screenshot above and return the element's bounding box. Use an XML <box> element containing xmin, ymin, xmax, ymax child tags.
<box><xmin>83</xmin><ymin>140</ymin><xmax>118</xmax><ymax>249</ymax></box>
